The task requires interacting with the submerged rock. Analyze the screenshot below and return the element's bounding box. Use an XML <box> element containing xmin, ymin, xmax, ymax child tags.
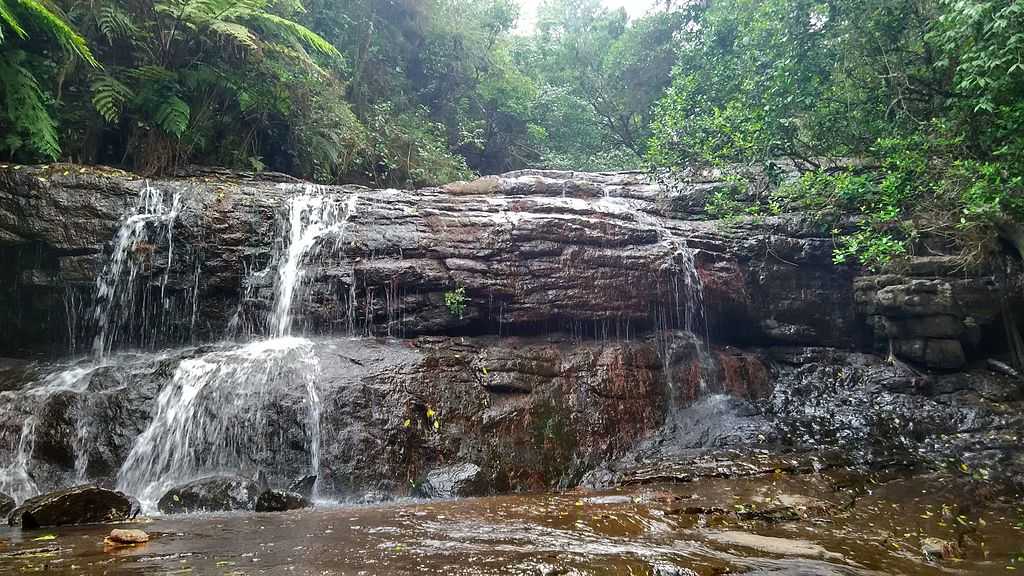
<box><xmin>254</xmin><ymin>489</ymin><xmax>310</xmax><ymax>513</ymax></box>
<box><xmin>706</xmin><ymin>531</ymin><xmax>841</xmax><ymax>561</ymax></box>
<box><xmin>7</xmin><ymin>485</ymin><xmax>133</xmax><ymax>528</ymax></box>
<box><xmin>422</xmin><ymin>463</ymin><xmax>485</xmax><ymax>499</ymax></box>
<box><xmin>157</xmin><ymin>475</ymin><xmax>259</xmax><ymax>514</ymax></box>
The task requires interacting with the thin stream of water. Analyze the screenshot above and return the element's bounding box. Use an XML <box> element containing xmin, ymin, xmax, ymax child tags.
<box><xmin>91</xmin><ymin>184</ymin><xmax>181</xmax><ymax>357</ymax></box>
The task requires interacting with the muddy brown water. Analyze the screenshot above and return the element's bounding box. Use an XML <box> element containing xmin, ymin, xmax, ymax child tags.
<box><xmin>1</xmin><ymin>472</ymin><xmax>1021</xmax><ymax>575</ymax></box>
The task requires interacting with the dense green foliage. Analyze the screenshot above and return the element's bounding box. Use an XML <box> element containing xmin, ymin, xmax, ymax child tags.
<box><xmin>0</xmin><ymin>0</ymin><xmax>680</xmax><ymax>185</ymax></box>
<box><xmin>648</xmin><ymin>0</ymin><xmax>1024</xmax><ymax>268</ymax></box>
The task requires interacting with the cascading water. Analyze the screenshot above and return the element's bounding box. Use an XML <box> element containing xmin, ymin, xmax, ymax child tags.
<box><xmin>91</xmin><ymin>184</ymin><xmax>182</xmax><ymax>357</ymax></box>
<box><xmin>1</xmin><ymin>183</ymin><xmax>358</xmax><ymax>509</ymax></box>
<box><xmin>115</xmin><ymin>187</ymin><xmax>357</xmax><ymax>510</ymax></box>
<box><xmin>271</xmin><ymin>187</ymin><xmax>359</xmax><ymax>336</ymax></box>
<box><xmin>655</xmin><ymin>238</ymin><xmax>712</xmax><ymax>406</ymax></box>
<box><xmin>0</xmin><ymin>366</ymin><xmax>97</xmax><ymax>502</ymax></box>
<box><xmin>1</xmin><ymin>183</ymin><xmax>183</xmax><ymax>503</ymax></box>
<box><xmin>116</xmin><ymin>338</ymin><xmax>322</xmax><ymax>509</ymax></box>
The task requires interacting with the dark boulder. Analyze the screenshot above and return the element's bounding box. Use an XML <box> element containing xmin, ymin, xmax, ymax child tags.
<box><xmin>157</xmin><ymin>475</ymin><xmax>259</xmax><ymax>514</ymax></box>
<box><xmin>254</xmin><ymin>489</ymin><xmax>311</xmax><ymax>513</ymax></box>
<box><xmin>7</xmin><ymin>485</ymin><xmax>133</xmax><ymax>528</ymax></box>
<box><xmin>422</xmin><ymin>463</ymin><xmax>486</xmax><ymax>499</ymax></box>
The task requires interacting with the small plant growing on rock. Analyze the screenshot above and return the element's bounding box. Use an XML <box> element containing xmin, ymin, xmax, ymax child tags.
<box><xmin>444</xmin><ymin>287</ymin><xmax>467</xmax><ymax>319</ymax></box>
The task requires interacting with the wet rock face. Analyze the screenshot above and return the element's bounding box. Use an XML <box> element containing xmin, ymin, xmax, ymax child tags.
<box><xmin>0</xmin><ymin>492</ymin><xmax>14</xmax><ymax>517</ymax></box>
<box><xmin>2</xmin><ymin>334</ymin><xmax>700</xmax><ymax>502</ymax></box>
<box><xmin>0</xmin><ymin>166</ymin><xmax>882</xmax><ymax>356</ymax></box>
<box><xmin>0</xmin><ymin>164</ymin><xmax>1022</xmax><ymax>502</ymax></box>
<box><xmin>288</xmin><ymin>475</ymin><xmax>317</xmax><ymax>499</ymax></box>
<box><xmin>310</xmin><ymin>335</ymin><xmax>674</xmax><ymax>496</ymax></box>
<box><xmin>855</xmin><ymin>266</ymin><xmax>1017</xmax><ymax>370</ymax></box>
<box><xmin>157</xmin><ymin>475</ymin><xmax>259</xmax><ymax>514</ymax></box>
<box><xmin>7</xmin><ymin>485</ymin><xmax>133</xmax><ymax>528</ymax></box>
<box><xmin>760</xmin><ymin>347</ymin><xmax>1024</xmax><ymax>476</ymax></box>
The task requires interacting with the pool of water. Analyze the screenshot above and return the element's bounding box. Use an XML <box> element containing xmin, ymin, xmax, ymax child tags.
<box><xmin>1</xmin><ymin>471</ymin><xmax>1020</xmax><ymax>575</ymax></box>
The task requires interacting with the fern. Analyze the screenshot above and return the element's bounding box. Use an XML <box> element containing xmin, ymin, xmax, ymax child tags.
<box><xmin>0</xmin><ymin>1</ymin><xmax>28</xmax><ymax>41</ymax></box>
<box><xmin>210</xmin><ymin>20</ymin><xmax>259</xmax><ymax>52</ymax></box>
<box><xmin>91</xmin><ymin>74</ymin><xmax>134</xmax><ymax>123</ymax></box>
<box><xmin>11</xmin><ymin>0</ymin><xmax>98</xmax><ymax>67</ymax></box>
<box><xmin>0</xmin><ymin>51</ymin><xmax>59</xmax><ymax>159</ymax></box>
<box><xmin>154</xmin><ymin>95</ymin><xmax>190</xmax><ymax>137</ymax></box>
<box><xmin>152</xmin><ymin>0</ymin><xmax>339</xmax><ymax>60</ymax></box>
<box><xmin>129</xmin><ymin>65</ymin><xmax>177</xmax><ymax>82</ymax></box>
<box><xmin>253</xmin><ymin>12</ymin><xmax>340</xmax><ymax>58</ymax></box>
<box><xmin>97</xmin><ymin>4</ymin><xmax>136</xmax><ymax>43</ymax></box>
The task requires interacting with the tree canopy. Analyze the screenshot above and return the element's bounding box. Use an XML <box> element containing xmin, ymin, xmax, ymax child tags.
<box><xmin>0</xmin><ymin>0</ymin><xmax>687</xmax><ymax>185</ymax></box>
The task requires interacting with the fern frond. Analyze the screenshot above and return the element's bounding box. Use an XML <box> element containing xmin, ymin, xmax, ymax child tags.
<box><xmin>0</xmin><ymin>0</ymin><xmax>28</xmax><ymax>40</ymax></box>
<box><xmin>0</xmin><ymin>51</ymin><xmax>60</xmax><ymax>159</ymax></box>
<box><xmin>129</xmin><ymin>65</ymin><xmax>176</xmax><ymax>82</ymax></box>
<box><xmin>15</xmin><ymin>0</ymin><xmax>99</xmax><ymax>67</ymax></box>
<box><xmin>154</xmin><ymin>95</ymin><xmax>190</xmax><ymax>137</ymax></box>
<box><xmin>252</xmin><ymin>12</ymin><xmax>339</xmax><ymax>58</ymax></box>
<box><xmin>212</xmin><ymin>0</ymin><xmax>268</xmax><ymax>20</ymax></box>
<box><xmin>210</xmin><ymin>20</ymin><xmax>259</xmax><ymax>52</ymax></box>
<box><xmin>91</xmin><ymin>74</ymin><xmax>134</xmax><ymax>123</ymax></box>
<box><xmin>97</xmin><ymin>4</ymin><xmax>136</xmax><ymax>43</ymax></box>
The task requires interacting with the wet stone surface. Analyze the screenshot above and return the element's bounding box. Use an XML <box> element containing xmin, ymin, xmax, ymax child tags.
<box><xmin>0</xmin><ymin>470</ymin><xmax>1021</xmax><ymax>575</ymax></box>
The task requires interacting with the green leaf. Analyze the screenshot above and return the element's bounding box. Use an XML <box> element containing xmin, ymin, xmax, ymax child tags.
<box><xmin>0</xmin><ymin>51</ymin><xmax>60</xmax><ymax>160</ymax></box>
<box><xmin>97</xmin><ymin>4</ymin><xmax>137</xmax><ymax>42</ymax></box>
<box><xmin>0</xmin><ymin>0</ymin><xmax>27</xmax><ymax>40</ymax></box>
<box><xmin>14</xmin><ymin>0</ymin><xmax>98</xmax><ymax>67</ymax></box>
<box><xmin>91</xmin><ymin>75</ymin><xmax>134</xmax><ymax>124</ymax></box>
<box><xmin>210</xmin><ymin>20</ymin><xmax>259</xmax><ymax>52</ymax></box>
<box><xmin>252</xmin><ymin>12</ymin><xmax>340</xmax><ymax>58</ymax></box>
<box><xmin>154</xmin><ymin>96</ymin><xmax>190</xmax><ymax>137</ymax></box>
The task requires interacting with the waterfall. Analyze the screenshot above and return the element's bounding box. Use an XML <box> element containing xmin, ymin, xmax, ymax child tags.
<box><xmin>115</xmin><ymin>187</ymin><xmax>356</xmax><ymax>510</ymax></box>
<box><xmin>116</xmin><ymin>338</ymin><xmax>322</xmax><ymax>511</ymax></box>
<box><xmin>2</xmin><ymin>183</ymin><xmax>357</xmax><ymax>508</ymax></box>
<box><xmin>91</xmin><ymin>184</ymin><xmax>182</xmax><ymax>357</ymax></box>
<box><xmin>672</xmin><ymin>241</ymin><xmax>708</xmax><ymax>343</ymax></box>
<box><xmin>0</xmin><ymin>366</ymin><xmax>97</xmax><ymax>502</ymax></box>
<box><xmin>270</xmin><ymin>188</ymin><xmax>359</xmax><ymax>336</ymax></box>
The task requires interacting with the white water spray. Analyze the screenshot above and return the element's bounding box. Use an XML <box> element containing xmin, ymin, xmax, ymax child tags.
<box><xmin>270</xmin><ymin>188</ymin><xmax>359</xmax><ymax>336</ymax></box>
<box><xmin>92</xmin><ymin>184</ymin><xmax>181</xmax><ymax>357</ymax></box>
<box><xmin>116</xmin><ymin>338</ymin><xmax>322</xmax><ymax>511</ymax></box>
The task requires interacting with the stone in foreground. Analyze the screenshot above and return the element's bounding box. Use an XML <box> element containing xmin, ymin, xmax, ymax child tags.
<box><xmin>158</xmin><ymin>475</ymin><xmax>259</xmax><ymax>514</ymax></box>
<box><xmin>255</xmin><ymin>489</ymin><xmax>311</xmax><ymax>513</ymax></box>
<box><xmin>422</xmin><ymin>463</ymin><xmax>486</xmax><ymax>499</ymax></box>
<box><xmin>107</xmin><ymin>528</ymin><xmax>150</xmax><ymax>544</ymax></box>
<box><xmin>7</xmin><ymin>485</ymin><xmax>133</xmax><ymax>529</ymax></box>
<box><xmin>922</xmin><ymin>537</ymin><xmax>961</xmax><ymax>561</ymax></box>
<box><xmin>0</xmin><ymin>492</ymin><xmax>14</xmax><ymax>517</ymax></box>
